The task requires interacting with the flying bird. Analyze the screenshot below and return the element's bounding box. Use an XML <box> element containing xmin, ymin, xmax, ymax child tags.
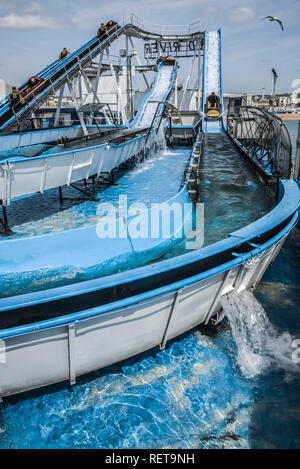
<box><xmin>261</xmin><ymin>16</ymin><xmax>284</xmax><ymax>31</ymax></box>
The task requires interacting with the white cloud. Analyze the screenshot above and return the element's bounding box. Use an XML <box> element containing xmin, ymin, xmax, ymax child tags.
<box><xmin>0</xmin><ymin>14</ymin><xmax>65</xmax><ymax>29</ymax></box>
<box><xmin>229</xmin><ymin>7</ymin><xmax>255</xmax><ymax>23</ymax></box>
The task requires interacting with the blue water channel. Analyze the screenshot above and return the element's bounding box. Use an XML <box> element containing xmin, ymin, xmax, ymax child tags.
<box><xmin>0</xmin><ymin>135</ymin><xmax>274</xmax><ymax>297</ymax></box>
<box><xmin>0</xmin><ymin>126</ymin><xmax>299</xmax><ymax>449</ymax></box>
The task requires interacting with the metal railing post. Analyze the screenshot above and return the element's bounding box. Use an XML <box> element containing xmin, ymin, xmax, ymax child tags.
<box><xmin>294</xmin><ymin>121</ymin><xmax>300</xmax><ymax>181</ymax></box>
<box><xmin>229</xmin><ymin>105</ymin><xmax>292</xmax><ymax>180</ymax></box>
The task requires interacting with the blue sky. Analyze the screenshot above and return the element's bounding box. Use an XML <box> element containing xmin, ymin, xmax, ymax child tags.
<box><xmin>0</xmin><ymin>0</ymin><xmax>299</xmax><ymax>94</ymax></box>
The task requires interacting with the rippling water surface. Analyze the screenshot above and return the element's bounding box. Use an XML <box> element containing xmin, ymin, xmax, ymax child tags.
<box><xmin>0</xmin><ymin>131</ymin><xmax>299</xmax><ymax>449</ymax></box>
<box><xmin>0</xmin><ymin>134</ymin><xmax>274</xmax><ymax>296</ymax></box>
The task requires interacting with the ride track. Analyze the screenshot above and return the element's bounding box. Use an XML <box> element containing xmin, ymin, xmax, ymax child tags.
<box><xmin>0</xmin><ymin>18</ymin><xmax>299</xmax><ymax>400</ymax></box>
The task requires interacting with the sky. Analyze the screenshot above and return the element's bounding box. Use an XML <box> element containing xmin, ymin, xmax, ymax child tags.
<box><xmin>0</xmin><ymin>0</ymin><xmax>299</xmax><ymax>95</ymax></box>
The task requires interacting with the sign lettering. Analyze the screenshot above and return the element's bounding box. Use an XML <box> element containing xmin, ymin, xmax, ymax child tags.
<box><xmin>144</xmin><ymin>40</ymin><xmax>198</xmax><ymax>59</ymax></box>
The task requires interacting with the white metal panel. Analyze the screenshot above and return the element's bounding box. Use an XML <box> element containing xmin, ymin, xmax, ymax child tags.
<box><xmin>75</xmin><ymin>294</ymin><xmax>174</xmax><ymax>375</ymax></box>
<box><xmin>165</xmin><ymin>273</ymin><xmax>227</xmax><ymax>340</ymax></box>
<box><xmin>0</xmin><ymin>127</ymin><xmax>84</xmax><ymax>152</ymax></box>
<box><xmin>70</xmin><ymin>151</ymin><xmax>94</xmax><ymax>183</ymax></box>
<box><xmin>0</xmin><ymin>242</ymin><xmax>283</xmax><ymax>398</ymax></box>
<box><xmin>0</xmin><ymin>134</ymin><xmax>150</xmax><ymax>202</ymax></box>
<box><xmin>0</xmin><ymin>327</ymin><xmax>69</xmax><ymax>397</ymax></box>
<box><xmin>10</xmin><ymin>159</ymin><xmax>47</xmax><ymax>197</ymax></box>
<box><xmin>43</xmin><ymin>153</ymin><xmax>74</xmax><ymax>190</ymax></box>
<box><xmin>87</xmin><ymin>148</ymin><xmax>104</xmax><ymax>178</ymax></box>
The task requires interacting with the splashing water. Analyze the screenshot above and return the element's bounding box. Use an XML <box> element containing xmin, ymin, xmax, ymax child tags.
<box><xmin>0</xmin><ymin>330</ymin><xmax>252</xmax><ymax>449</ymax></box>
<box><xmin>220</xmin><ymin>290</ymin><xmax>300</xmax><ymax>379</ymax></box>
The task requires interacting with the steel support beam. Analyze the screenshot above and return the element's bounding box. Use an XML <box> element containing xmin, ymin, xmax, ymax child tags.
<box><xmin>180</xmin><ymin>47</ymin><xmax>197</xmax><ymax>111</ymax></box>
<box><xmin>106</xmin><ymin>48</ymin><xmax>127</xmax><ymax>124</ymax></box>
<box><xmin>159</xmin><ymin>290</ymin><xmax>182</xmax><ymax>350</ymax></box>
<box><xmin>67</xmin><ymin>79</ymin><xmax>88</xmax><ymax>135</ymax></box>
<box><xmin>92</xmin><ymin>51</ymin><xmax>104</xmax><ymax>103</ymax></box>
<box><xmin>54</xmin><ymin>84</ymin><xmax>65</xmax><ymax>127</ymax></box>
<box><xmin>129</xmin><ymin>36</ymin><xmax>150</xmax><ymax>90</ymax></box>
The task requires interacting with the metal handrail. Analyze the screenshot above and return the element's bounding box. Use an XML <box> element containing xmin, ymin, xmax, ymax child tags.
<box><xmin>294</xmin><ymin>122</ymin><xmax>300</xmax><ymax>181</ymax></box>
<box><xmin>1</xmin><ymin>23</ymin><xmax>129</xmax><ymax>132</ymax></box>
<box><xmin>229</xmin><ymin>105</ymin><xmax>292</xmax><ymax>179</ymax></box>
<box><xmin>123</xmin><ymin>14</ymin><xmax>201</xmax><ymax>36</ymax></box>
<box><xmin>2</xmin><ymin>16</ymin><xmax>202</xmax><ymax>133</ymax></box>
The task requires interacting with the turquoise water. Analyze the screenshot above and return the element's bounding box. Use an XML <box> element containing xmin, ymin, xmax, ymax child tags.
<box><xmin>4</xmin><ymin>136</ymin><xmax>273</xmax><ymax>242</ymax></box>
<box><xmin>1</xmin><ymin>238</ymin><xmax>299</xmax><ymax>449</ymax></box>
<box><xmin>4</xmin><ymin>147</ymin><xmax>190</xmax><ymax>239</ymax></box>
<box><xmin>0</xmin><ymin>132</ymin><xmax>299</xmax><ymax>449</ymax></box>
<box><xmin>154</xmin><ymin>133</ymin><xmax>274</xmax><ymax>262</ymax></box>
<box><xmin>0</xmin><ymin>135</ymin><xmax>274</xmax><ymax>297</ymax></box>
<box><xmin>0</xmin><ymin>146</ymin><xmax>193</xmax><ymax>297</ymax></box>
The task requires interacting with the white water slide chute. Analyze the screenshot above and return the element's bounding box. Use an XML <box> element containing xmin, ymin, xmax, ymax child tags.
<box><xmin>129</xmin><ymin>63</ymin><xmax>177</xmax><ymax>129</ymax></box>
<box><xmin>202</xmin><ymin>29</ymin><xmax>225</xmax><ymax>133</ymax></box>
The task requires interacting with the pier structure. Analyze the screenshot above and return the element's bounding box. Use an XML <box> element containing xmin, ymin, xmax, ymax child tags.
<box><xmin>0</xmin><ymin>16</ymin><xmax>299</xmax><ymax>399</ymax></box>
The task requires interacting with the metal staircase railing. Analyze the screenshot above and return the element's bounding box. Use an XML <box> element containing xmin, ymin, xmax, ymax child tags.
<box><xmin>228</xmin><ymin>106</ymin><xmax>292</xmax><ymax>180</ymax></box>
<box><xmin>0</xmin><ymin>24</ymin><xmax>130</xmax><ymax>133</ymax></box>
<box><xmin>0</xmin><ymin>16</ymin><xmax>203</xmax><ymax>134</ymax></box>
<box><xmin>293</xmin><ymin>121</ymin><xmax>300</xmax><ymax>181</ymax></box>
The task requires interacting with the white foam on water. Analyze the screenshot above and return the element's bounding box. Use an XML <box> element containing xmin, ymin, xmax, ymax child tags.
<box><xmin>129</xmin><ymin>130</ymin><xmax>168</xmax><ymax>176</ymax></box>
<box><xmin>220</xmin><ymin>290</ymin><xmax>300</xmax><ymax>379</ymax></box>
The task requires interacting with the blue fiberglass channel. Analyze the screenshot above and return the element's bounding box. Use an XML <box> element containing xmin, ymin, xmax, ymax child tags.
<box><xmin>0</xmin><ymin>179</ymin><xmax>299</xmax><ymax>340</ymax></box>
<box><xmin>128</xmin><ymin>63</ymin><xmax>163</xmax><ymax>128</ymax></box>
<box><xmin>0</xmin><ymin>177</ymin><xmax>298</xmax><ymax>304</ymax></box>
<box><xmin>201</xmin><ymin>29</ymin><xmax>225</xmax><ymax>133</ymax></box>
<box><xmin>0</xmin><ymin>129</ymin><xmax>153</xmax><ymax>177</ymax></box>
<box><xmin>0</xmin><ymin>124</ymin><xmax>124</xmax><ymax>155</ymax></box>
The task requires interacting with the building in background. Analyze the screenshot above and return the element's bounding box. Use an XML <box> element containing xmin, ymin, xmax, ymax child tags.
<box><xmin>0</xmin><ymin>79</ymin><xmax>12</xmax><ymax>101</ymax></box>
<box><xmin>242</xmin><ymin>93</ymin><xmax>253</xmax><ymax>106</ymax></box>
<box><xmin>278</xmin><ymin>96</ymin><xmax>292</xmax><ymax>107</ymax></box>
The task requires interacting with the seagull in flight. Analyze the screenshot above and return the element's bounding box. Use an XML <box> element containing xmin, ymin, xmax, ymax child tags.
<box><xmin>262</xmin><ymin>16</ymin><xmax>284</xmax><ymax>31</ymax></box>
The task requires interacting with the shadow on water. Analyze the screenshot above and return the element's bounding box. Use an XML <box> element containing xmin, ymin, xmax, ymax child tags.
<box><xmin>248</xmin><ymin>375</ymin><xmax>300</xmax><ymax>449</ymax></box>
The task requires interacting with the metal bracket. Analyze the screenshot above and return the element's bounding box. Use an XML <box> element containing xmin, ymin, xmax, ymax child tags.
<box><xmin>68</xmin><ymin>323</ymin><xmax>76</xmax><ymax>386</ymax></box>
<box><xmin>159</xmin><ymin>290</ymin><xmax>182</xmax><ymax>350</ymax></box>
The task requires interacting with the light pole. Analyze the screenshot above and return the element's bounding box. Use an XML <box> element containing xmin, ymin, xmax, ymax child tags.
<box><xmin>271</xmin><ymin>68</ymin><xmax>278</xmax><ymax>110</ymax></box>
